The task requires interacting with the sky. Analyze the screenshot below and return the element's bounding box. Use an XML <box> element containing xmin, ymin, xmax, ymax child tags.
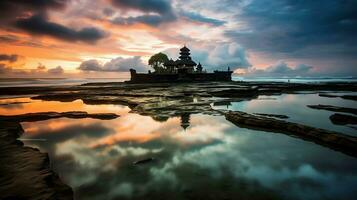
<box><xmin>0</xmin><ymin>0</ymin><xmax>356</xmax><ymax>78</ymax></box>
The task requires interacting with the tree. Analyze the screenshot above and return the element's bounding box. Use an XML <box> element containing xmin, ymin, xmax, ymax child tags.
<box><xmin>148</xmin><ymin>52</ymin><xmax>169</xmax><ymax>73</ymax></box>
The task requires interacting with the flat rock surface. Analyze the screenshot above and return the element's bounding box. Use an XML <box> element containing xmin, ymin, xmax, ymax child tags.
<box><xmin>225</xmin><ymin>110</ymin><xmax>357</xmax><ymax>158</ymax></box>
<box><xmin>0</xmin><ymin>81</ymin><xmax>357</xmax><ymax>199</ymax></box>
<box><xmin>307</xmin><ymin>104</ymin><xmax>357</xmax><ymax>115</ymax></box>
<box><xmin>0</xmin><ymin>111</ymin><xmax>119</xmax><ymax>122</ymax></box>
<box><xmin>0</xmin><ymin>121</ymin><xmax>73</xmax><ymax>200</ymax></box>
<box><xmin>12</xmin><ymin>81</ymin><xmax>354</xmax><ymax>121</ymax></box>
<box><xmin>330</xmin><ymin>113</ymin><xmax>357</xmax><ymax>125</ymax></box>
<box><xmin>319</xmin><ymin>93</ymin><xmax>357</xmax><ymax>101</ymax></box>
<box><xmin>253</xmin><ymin>113</ymin><xmax>289</xmax><ymax>119</ymax></box>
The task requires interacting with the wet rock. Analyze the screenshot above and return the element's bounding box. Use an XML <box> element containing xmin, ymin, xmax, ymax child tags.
<box><xmin>0</xmin><ymin>101</ymin><xmax>30</xmax><ymax>106</ymax></box>
<box><xmin>253</xmin><ymin>113</ymin><xmax>289</xmax><ymax>119</ymax></box>
<box><xmin>342</xmin><ymin>95</ymin><xmax>357</xmax><ymax>101</ymax></box>
<box><xmin>257</xmin><ymin>88</ymin><xmax>282</xmax><ymax>95</ymax></box>
<box><xmin>330</xmin><ymin>113</ymin><xmax>357</xmax><ymax>125</ymax></box>
<box><xmin>319</xmin><ymin>93</ymin><xmax>357</xmax><ymax>101</ymax></box>
<box><xmin>225</xmin><ymin>110</ymin><xmax>357</xmax><ymax>158</ymax></box>
<box><xmin>0</xmin><ymin>111</ymin><xmax>119</xmax><ymax>122</ymax></box>
<box><xmin>208</xmin><ymin>87</ymin><xmax>258</xmax><ymax>98</ymax></box>
<box><xmin>307</xmin><ymin>104</ymin><xmax>357</xmax><ymax>115</ymax></box>
<box><xmin>0</xmin><ymin>121</ymin><xmax>73</xmax><ymax>199</ymax></box>
<box><xmin>318</xmin><ymin>93</ymin><xmax>339</xmax><ymax>98</ymax></box>
<box><xmin>1</xmin><ymin>81</ymin><xmax>356</xmax><ymax>124</ymax></box>
<box><xmin>133</xmin><ymin>157</ymin><xmax>156</xmax><ymax>165</ymax></box>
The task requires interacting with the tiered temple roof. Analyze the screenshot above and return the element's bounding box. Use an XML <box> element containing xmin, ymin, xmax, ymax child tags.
<box><xmin>176</xmin><ymin>46</ymin><xmax>197</xmax><ymax>66</ymax></box>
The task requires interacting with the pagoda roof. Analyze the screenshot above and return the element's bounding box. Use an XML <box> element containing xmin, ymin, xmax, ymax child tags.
<box><xmin>175</xmin><ymin>59</ymin><xmax>197</xmax><ymax>66</ymax></box>
<box><xmin>180</xmin><ymin>46</ymin><xmax>190</xmax><ymax>52</ymax></box>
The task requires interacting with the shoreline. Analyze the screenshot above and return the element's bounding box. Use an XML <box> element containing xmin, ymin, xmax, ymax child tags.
<box><xmin>0</xmin><ymin>121</ymin><xmax>73</xmax><ymax>200</ymax></box>
<box><xmin>0</xmin><ymin>81</ymin><xmax>356</xmax><ymax>199</ymax></box>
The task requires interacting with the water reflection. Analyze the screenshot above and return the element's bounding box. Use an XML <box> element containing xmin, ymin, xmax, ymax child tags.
<box><xmin>0</xmin><ymin>97</ymin><xmax>131</xmax><ymax>116</ymax></box>
<box><xmin>213</xmin><ymin>93</ymin><xmax>357</xmax><ymax>136</ymax></box>
<box><xmin>1</xmin><ymin>97</ymin><xmax>357</xmax><ymax>199</ymax></box>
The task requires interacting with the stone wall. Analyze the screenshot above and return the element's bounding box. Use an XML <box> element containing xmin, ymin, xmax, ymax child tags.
<box><xmin>129</xmin><ymin>69</ymin><xmax>232</xmax><ymax>83</ymax></box>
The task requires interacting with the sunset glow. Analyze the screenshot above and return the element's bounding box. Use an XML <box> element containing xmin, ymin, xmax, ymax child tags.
<box><xmin>1</xmin><ymin>0</ymin><xmax>355</xmax><ymax>78</ymax></box>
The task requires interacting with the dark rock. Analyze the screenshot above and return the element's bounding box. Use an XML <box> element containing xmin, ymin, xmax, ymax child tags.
<box><xmin>330</xmin><ymin>113</ymin><xmax>357</xmax><ymax>125</ymax></box>
<box><xmin>0</xmin><ymin>101</ymin><xmax>30</xmax><ymax>106</ymax></box>
<box><xmin>208</xmin><ymin>87</ymin><xmax>258</xmax><ymax>98</ymax></box>
<box><xmin>341</xmin><ymin>95</ymin><xmax>357</xmax><ymax>101</ymax></box>
<box><xmin>225</xmin><ymin>111</ymin><xmax>357</xmax><ymax>158</ymax></box>
<box><xmin>318</xmin><ymin>93</ymin><xmax>339</xmax><ymax>98</ymax></box>
<box><xmin>319</xmin><ymin>93</ymin><xmax>357</xmax><ymax>101</ymax></box>
<box><xmin>133</xmin><ymin>157</ymin><xmax>156</xmax><ymax>165</ymax></box>
<box><xmin>0</xmin><ymin>121</ymin><xmax>73</xmax><ymax>199</ymax></box>
<box><xmin>307</xmin><ymin>104</ymin><xmax>357</xmax><ymax>115</ymax></box>
<box><xmin>0</xmin><ymin>111</ymin><xmax>119</xmax><ymax>122</ymax></box>
<box><xmin>253</xmin><ymin>113</ymin><xmax>289</xmax><ymax>119</ymax></box>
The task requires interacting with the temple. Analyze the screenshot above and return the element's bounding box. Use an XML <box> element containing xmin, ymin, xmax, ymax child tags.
<box><xmin>129</xmin><ymin>46</ymin><xmax>233</xmax><ymax>83</ymax></box>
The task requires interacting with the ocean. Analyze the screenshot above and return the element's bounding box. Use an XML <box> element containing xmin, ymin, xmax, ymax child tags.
<box><xmin>0</xmin><ymin>77</ymin><xmax>356</xmax><ymax>87</ymax></box>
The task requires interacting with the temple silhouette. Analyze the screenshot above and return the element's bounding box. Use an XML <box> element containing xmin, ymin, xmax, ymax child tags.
<box><xmin>129</xmin><ymin>46</ymin><xmax>233</xmax><ymax>83</ymax></box>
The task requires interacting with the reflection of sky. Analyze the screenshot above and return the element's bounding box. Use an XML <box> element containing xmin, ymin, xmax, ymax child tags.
<box><xmin>1</xmin><ymin>97</ymin><xmax>357</xmax><ymax>199</ymax></box>
<box><xmin>0</xmin><ymin>97</ymin><xmax>131</xmax><ymax>116</ymax></box>
<box><xmin>213</xmin><ymin>93</ymin><xmax>357</xmax><ymax>136</ymax></box>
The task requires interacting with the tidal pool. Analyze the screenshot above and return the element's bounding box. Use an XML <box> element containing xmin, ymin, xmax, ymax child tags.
<box><xmin>213</xmin><ymin>92</ymin><xmax>357</xmax><ymax>136</ymax></box>
<box><xmin>1</xmin><ymin>97</ymin><xmax>357</xmax><ymax>200</ymax></box>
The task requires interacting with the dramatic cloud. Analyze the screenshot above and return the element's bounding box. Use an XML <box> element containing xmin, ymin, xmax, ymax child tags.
<box><xmin>111</xmin><ymin>0</ymin><xmax>173</xmax><ymax>15</ymax></box>
<box><xmin>181</xmin><ymin>11</ymin><xmax>226</xmax><ymax>26</ymax></box>
<box><xmin>0</xmin><ymin>0</ymin><xmax>69</xmax><ymax>25</ymax></box>
<box><xmin>78</xmin><ymin>56</ymin><xmax>148</xmax><ymax>72</ymax></box>
<box><xmin>113</xmin><ymin>14</ymin><xmax>176</xmax><ymax>26</ymax></box>
<box><xmin>78</xmin><ymin>60</ymin><xmax>102</xmax><ymax>71</ymax></box>
<box><xmin>111</xmin><ymin>0</ymin><xmax>176</xmax><ymax>26</ymax></box>
<box><xmin>245</xmin><ymin>61</ymin><xmax>314</xmax><ymax>77</ymax></box>
<box><xmin>225</xmin><ymin>0</ymin><xmax>357</xmax><ymax>58</ymax></box>
<box><xmin>15</xmin><ymin>14</ymin><xmax>107</xmax><ymax>43</ymax></box>
<box><xmin>48</xmin><ymin>66</ymin><xmax>64</xmax><ymax>74</ymax></box>
<box><xmin>0</xmin><ymin>54</ymin><xmax>19</xmax><ymax>63</ymax></box>
<box><xmin>0</xmin><ymin>0</ymin><xmax>356</xmax><ymax>77</ymax></box>
<box><xmin>0</xmin><ymin>63</ymin><xmax>65</xmax><ymax>76</ymax></box>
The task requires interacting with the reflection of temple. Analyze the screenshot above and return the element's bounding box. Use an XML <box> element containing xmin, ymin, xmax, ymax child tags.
<box><xmin>129</xmin><ymin>46</ymin><xmax>233</xmax><ymax>83</ymax></box>
<box><xmin>213</xmin><ymin>101</ymin><xmax>232</xmax><ymax>109</ymax></box>
<box><xmin>180</xmin><ymin>113</ymin><xmax>191</xmax><ymax>130</ymax></box>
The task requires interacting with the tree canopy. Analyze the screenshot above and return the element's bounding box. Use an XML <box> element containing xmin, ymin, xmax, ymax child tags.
<box><xmin>148</xmin><ymin>52</ymin><xmax>169</xmax><ymax>73</ymax></box>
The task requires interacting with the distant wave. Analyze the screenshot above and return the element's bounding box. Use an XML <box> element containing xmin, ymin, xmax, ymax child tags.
<box><xmin>0</xmin><ymin>78</ymin><xmax>129</xmax><ymax>87</ymax></box>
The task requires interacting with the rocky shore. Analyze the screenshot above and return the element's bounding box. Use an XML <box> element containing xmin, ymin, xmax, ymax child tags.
<box><xmin>0</xmin><ymin>112</ymin><xmax>119</xmax><ymax>199</ymax></box>
<box><xmin>330</xmin><ymin>113</ymin><xmax>357</xmax><ymax>125</ymax></box>
<box><xmin>0</xmin><ymin>111</ymin><xmax>119</xmax><ymax>122</ymax></box>
<box><xmin>225</xmin><ymin>111</ymin><xmax>357</xmax><ymax>158</ymax></box>
<box><xmin>0</xmin><ymin>121</ymin><xmax>73</xmax><ymax>200</ymax></box>
<box><xmin>307</xmin><ymin>104</ymin><xmax>357</xmax><ymax>115</ymax></box>
<box><xmin>0</xmin><ymin>81</ymin><xmax>356</xmax><ymax>199</ymax></box>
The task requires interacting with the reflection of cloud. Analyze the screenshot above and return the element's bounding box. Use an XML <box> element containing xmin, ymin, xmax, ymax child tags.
<box><xmin>18</xmin><ymin>101</ymin><xmax>357</xmax><ymax>200</ymax></box>
<box><xmin>1</xmin><ymin>98</ymin><xmax>129</xmax><ymax>116</ymax></box>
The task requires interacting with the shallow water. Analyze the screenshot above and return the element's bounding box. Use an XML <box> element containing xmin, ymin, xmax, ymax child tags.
<box><xmin>1</xmin><ymin>77</ymin><xmax>357</xmax><ymax>88</ymax></box>
<box><xmin>213</xmin><ymin>92</ymin><xmax>357</xmax><ymax>136</ymax></box>
<box><xmin>1</xmin><ymin>97</ymin><xmax>357</xmax><ymax>200</ymax></box>
<box><xmin>0</xmin><ymin>78</ymin><xmax>128</xmax><ymax>87</ymax></box>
